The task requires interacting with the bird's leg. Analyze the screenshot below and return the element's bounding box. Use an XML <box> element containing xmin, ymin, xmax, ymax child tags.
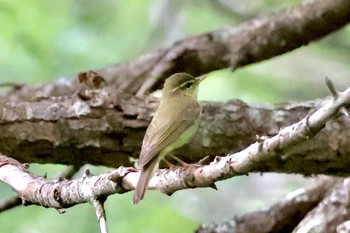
<box><xmin>168</xmin><ymin>154</ymin><xmax>211</xmax><ymax>167</ymax></box>
<box><xmin>163</xmin><ymin>157</ymin><xmax>176</xmax><ymax>168</ymax></box>
<box><xmin>168</xmin><ymin>154</ymin><xmax>189</xmax><ymax>166</ymax></box>
<box><xmin>165</xmin><ymin>154</ymin><xmax>209</xmax><ymax>168</ymax></box>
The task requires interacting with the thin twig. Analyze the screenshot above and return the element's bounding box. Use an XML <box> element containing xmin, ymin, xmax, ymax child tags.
<box><xmin>325</xmin><ymin>77</ymin><xmax>338</xmax><ymax>99</ymax></box>
<box><xmin>326</xmin><ymin>77</ymin><xmax>349</xmax><ymax>117</ymax></box>
<box><xmin>91</xmin><ymin>198</ymin><xmax>108</xmax><ymax>233</ymax></box>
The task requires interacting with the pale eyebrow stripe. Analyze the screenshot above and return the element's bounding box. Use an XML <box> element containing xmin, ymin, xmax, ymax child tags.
<box><xmin>180</xmin><ymin>80</ymin><xmax>194</xmax><ymax>87</ymax></box>
<box><xmin>171</xmin><ymin>80</ymin><xmax>194</xmax><ymax>92</ymax></box>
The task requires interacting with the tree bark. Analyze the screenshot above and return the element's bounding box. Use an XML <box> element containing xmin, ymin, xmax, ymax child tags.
<box><xmin>1</xmin><ymin>91</ymin><xmax>350</xmax><ymax>176</ymax></box>
<box><xmin>195</xmin><ymin>177</ymin><xmax>338</xmax><ymax>233</ymax></box>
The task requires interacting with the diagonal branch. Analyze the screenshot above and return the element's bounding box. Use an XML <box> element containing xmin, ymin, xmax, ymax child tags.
<box><xmin>293</xmin><ymin>177</ymin><xmax>350</xmax><ymax>233</ymax></box>
<box><xmin>3</xmin><ymin>0</ymin><xmax>350</xmax><ymax>100</ymax></box>
<box><xmin>130</xmin><ymin>80</ymin><xmax>350</xmax><ymax>195</ymax></box>
<box><xmin>195</xmin><ymin>176</ymin><xmax>338</xmax><ymax>233</ymax></box>
<box><xmin>102</xmin><ymin>0</ymin><xmax>350</xmax><ymax>95</ymax></box>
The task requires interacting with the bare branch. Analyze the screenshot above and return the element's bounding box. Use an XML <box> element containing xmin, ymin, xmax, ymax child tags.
<box><xmin>3</xmin><ymin>0</ymin><xmax>350</xmax><ymax>100</ymax></box>
<box><xmin>0</xmin><ymin>154</ymin><xmax>131</xmax><ymax>209</ymax></box>
<box><xmin>195</xmin><ymin>176</ymin><xmax>338</xmax><ymax>233</ymax></box>
<box><xmin>105</xmin><ymin>0</ymin><xmax>350</xmax><ymax>95</ymax></box>
<box><xmin>293</xmin><ymin>178</ymin><xmax>350</xmax><ymax>233</ymax></box>
<box><xmin>326</xmin><ymin>77</ymin><xmax>338</xmax><ymax>99</ymax></box>
<box><xmin>0</xmin><ymin>165</ymin><xmax>80</xmax><ymax>212</ymax></box>
<box><xmin>91</xmin><ymin>198</ymin><xmax>108</xmax><ymax>233</ymax></box>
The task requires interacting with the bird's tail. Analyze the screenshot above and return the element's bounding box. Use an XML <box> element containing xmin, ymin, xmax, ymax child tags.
<box><xmin>133</xmin><ymin>160</ymin><xmax>157</xmax><ymax>204</ymax></box>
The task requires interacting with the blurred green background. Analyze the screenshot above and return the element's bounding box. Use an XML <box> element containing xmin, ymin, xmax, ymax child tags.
<box><xmin>0</xmin><ymin>0</ymin><xmax>349</xmax><ymax>232</ymax></box>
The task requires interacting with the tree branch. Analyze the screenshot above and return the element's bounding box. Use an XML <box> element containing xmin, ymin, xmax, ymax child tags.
<box><xmin>293</xmin><ymin>178</ymin><xmax>350</xmax><ymax>233</ymax></box>
<box><xmin>3</xmin><ymin>0</ymin><xmax>350</xmax><ymax>100</ymax></box>
<box><xmin>0</xmin><ymin>164</ymin><xmax>80</xmax><ymax>212</ymax></box>
<box><xmin>195</xmin><ymin>176</ymin><xmax>338</xmax><ymax>233</ymax></box>
<box><xmin>0</xmin><ymin>154</ymin><xmax>129</xmax><ymax>209</ymax></box>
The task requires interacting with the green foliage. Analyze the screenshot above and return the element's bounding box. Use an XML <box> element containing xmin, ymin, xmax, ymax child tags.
<box><xmin>0</xmin><ymin>192</ymin><xmax>197</xmax><ymax>233</ymax></box>
<box><xmin>0</xmin><ymin>0</ymin><xmax>151</xmax><ymax>84</ymax></box>
<box><xmin>107</xmin><ymin>192</ymin><xmax>197</xmax><ymax>233</ymax></box>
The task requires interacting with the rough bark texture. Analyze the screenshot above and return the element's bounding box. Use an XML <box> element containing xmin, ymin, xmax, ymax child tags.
<box><xmin>1</xmin><ymin>90</ymin><xmax>350</xmax><ymax>176</ymax></box>
<box><xmin>293</xmin><ymin>178</ymin><xmax>350</xmax><ymax>233</ymax></box>
<box><xmin>195</xmin><ymin>177</ymin><xmax>338</xmax><ymax>233</ymax></box>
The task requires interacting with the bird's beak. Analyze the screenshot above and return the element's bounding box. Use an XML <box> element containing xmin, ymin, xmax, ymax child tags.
<box><xmin>197</xmin><ymin>75</ymin><xmax>207</xmax><ymax>83</ymax></box>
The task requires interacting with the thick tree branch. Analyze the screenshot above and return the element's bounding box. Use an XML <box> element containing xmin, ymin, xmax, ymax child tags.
<box><xmin>1</xmin><ymin>84</ymin><xmax>350</xmax><ymax>176</ymax></box>
<box><xmin>2</xmin><ymin>79</ymin><xmax>350</xmax><ymax>179</ymax></box>
<box><xmin>293</xmin><ymin>178</ymin><xmax>350</xmax><ymax>233</ymax></box>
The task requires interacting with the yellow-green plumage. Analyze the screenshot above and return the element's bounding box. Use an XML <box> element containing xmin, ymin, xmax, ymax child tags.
<box><xmin>133</xmin><ymin>73</ymin><xmax>204</xmax><ymax>204</ymax></box>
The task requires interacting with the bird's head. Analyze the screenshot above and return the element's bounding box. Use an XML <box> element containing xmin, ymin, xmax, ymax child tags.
<box><xmin>162</xmin><ymin>73</ymin><xmax>206</xmax><ymax>99</ymax></box>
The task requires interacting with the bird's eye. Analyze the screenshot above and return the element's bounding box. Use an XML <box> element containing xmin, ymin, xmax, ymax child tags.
<box><xmin>184</xmin><ymin>81</ymin><xmax>192</xmax><ymax>88</ymax></box>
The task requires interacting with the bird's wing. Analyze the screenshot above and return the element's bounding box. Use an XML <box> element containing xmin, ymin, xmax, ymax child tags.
<box><xmin>138</xmin><ymin>99</ymin><xmax>201</xmax><ymax>167</ymax></box>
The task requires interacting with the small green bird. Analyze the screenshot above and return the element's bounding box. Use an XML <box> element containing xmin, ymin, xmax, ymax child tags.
<box><xmin>133</xmin><ymin>73</ymin><xmax>205</xmax><ymax>204</ymax></box>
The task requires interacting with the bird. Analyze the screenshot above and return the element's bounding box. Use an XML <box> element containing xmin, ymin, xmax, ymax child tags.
<box><xmin>133</xmin><ymin>73</ymin><xmax>205</xmax><ymax>204</ymax></box>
